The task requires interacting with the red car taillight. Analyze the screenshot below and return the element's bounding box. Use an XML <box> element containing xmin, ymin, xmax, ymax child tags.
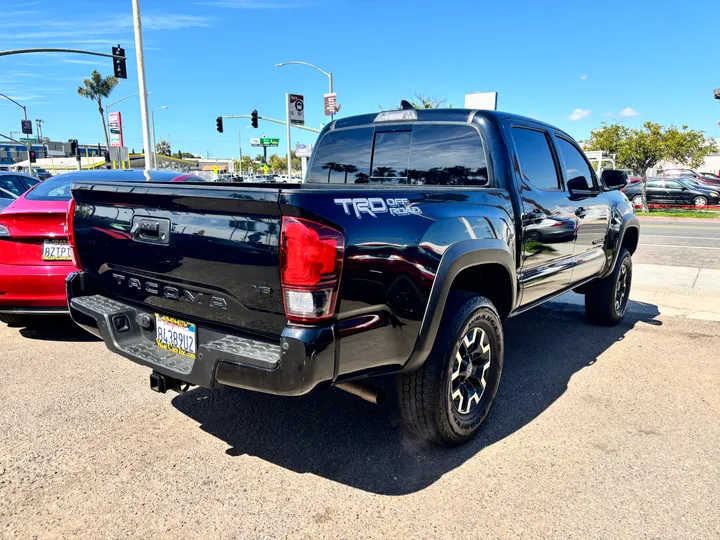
<box><xmin>66</xmin><ymin>198</ymin><xmax>82</xmax><ymax>269</ymax></box>
<box><xmin>280</xmin><ymin>217</ymin><xmax>344</xmax><ymax>323</ymax></box>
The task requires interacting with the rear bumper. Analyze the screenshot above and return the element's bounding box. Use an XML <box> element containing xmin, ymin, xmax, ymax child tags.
<box><xmin>66</xmin><ymin>272</ymin><xmax>335</xmax><ymax>396</ymax></box>
<box><xmin>0</xmin><ymin>263</ymin><xmax>73</xmax><ymax>311</ymax></box>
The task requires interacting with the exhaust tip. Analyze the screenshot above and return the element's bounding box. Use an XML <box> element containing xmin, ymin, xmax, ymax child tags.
<box><xmin>336</xmin><ymin>381</ymin><xmax>387</xmax><ymax>405</ymax></box>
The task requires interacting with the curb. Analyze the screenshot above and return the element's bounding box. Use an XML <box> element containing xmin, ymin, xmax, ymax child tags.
<box><xmin>637</xmin><ymin>216</ymin><xmax>720</xmax><ymax>223</ymax></box>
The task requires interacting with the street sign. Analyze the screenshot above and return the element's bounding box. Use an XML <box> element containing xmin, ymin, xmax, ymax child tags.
<box><xmin>21</xmin><ymin>120</ymin><xmax>32</xmax><ymax>135</ymax></box>
<box><xmin>288</xmin><ymin>94</ymin><xmax>304</xmax><ymax>125</ymax></box>
<box><xmin>108</xmin><ymin>111</ymin><xmax>124</xmax><ymax>147</ymax></box>
<box><xmin>251</xmin><ymin>137</ymin><xmax>279</xmax><ymax>147</ymax></box>
<box><xmin>263</xmin><ymin>165</ymin><xmax>269</xmax><ymax>174</ymax></box>
<box><xmin>295</xmin><ymin>143</ymin><xmax>312</xmax><ymax>158</ymax></box>
<box><xmin>19</xmin><ymin>137</ymin><xmax>38</xmax><ymax>143</ymax></box>
<box><xmin>324</xmin><ymin>93</ymin><xmax>340</xmax><ymax>116</ymax></box>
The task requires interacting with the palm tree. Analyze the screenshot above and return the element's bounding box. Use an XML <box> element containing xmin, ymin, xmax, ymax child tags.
<box><xmin>321</xmin><ymin>161</ymin><xmax>343</xmax><ymax>182</ymax></box>
<box><xmin>77</xmin><ymin>70</ymin><xmax>119</xmax><ymax>153</ymax></box>
<box><xmin>340</xmin><ymin>164</ymin><xmax>358</xmax><ymax>184</ymax></box>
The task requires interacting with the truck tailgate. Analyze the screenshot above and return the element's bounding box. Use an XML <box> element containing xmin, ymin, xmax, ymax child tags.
<box><xmin>70</xmin><ymin>182</ymin><xmax>287</xmax><ymax>336</ymax></box>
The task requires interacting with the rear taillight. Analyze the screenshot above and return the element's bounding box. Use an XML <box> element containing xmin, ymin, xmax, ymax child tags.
<box><xmin>280</xmin><ymin>217</ymin><xmax>344</xmax><ymax>323</ymax></box>
<box><xmin>66</xmin><ymin>198</ymin><xmax>82</xmax><ymax>269</ymax></box>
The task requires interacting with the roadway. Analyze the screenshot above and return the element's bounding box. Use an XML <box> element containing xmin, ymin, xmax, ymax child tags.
<box><xmin>635</xmin><ymin>217</ymin><xmax>720</xmax><ymax>269</ymax></box>
<box><xmin>1</xmin><ymin>309</ymin><xmax>719</xmax><ymax>538</ymax></box>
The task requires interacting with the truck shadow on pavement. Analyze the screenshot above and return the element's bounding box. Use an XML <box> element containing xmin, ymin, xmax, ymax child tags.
<box><xmin>12</xmin><ymin>316</ymin><xmax>101</xmax><ymax>342</ymax></box>
<box><xmin>171</xmin><ymin>303</ymin><xmax>660</xmax><ymax>496</ymax></box>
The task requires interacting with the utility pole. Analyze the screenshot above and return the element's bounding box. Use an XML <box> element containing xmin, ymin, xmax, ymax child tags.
<box><xmin>285</xmin><ymin>94</ymin><xmax>292</xmax><ymax>178</ymax></box>
<box><xmin>131</xmin><ymin>0</ymin><xmax>153</xmax><ymax>173</ymax></box>
<box><xmin>238</xmin><ymin>128</ymin><xmax>243</xmax><ymax>175</ymax></box>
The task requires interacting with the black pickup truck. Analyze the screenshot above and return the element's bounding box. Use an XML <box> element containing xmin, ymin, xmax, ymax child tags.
<box><xmin>66</xmin><ymin>109</ymin><xmax>639</xmax><ymax>446</ymax></box>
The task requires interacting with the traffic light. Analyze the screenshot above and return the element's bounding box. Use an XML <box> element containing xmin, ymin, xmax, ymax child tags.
<box><xmin>251</xmin><ymin>109</ymin><xmax>259</xmax><ymax>128</ymax></box>
<box><xmin>104</xmin><ymin>151</ymin><xmax>111</xmax><ymax>163</ymax></box>
<box><xmin>112</xmin><ymin>45</ymin><xmax>127</xmax><ymax>79</ymax></box>
<box><xmin>29</xmin><ymin>151</ymin><xmax>36</xmax><ymax>163</ymax></box>
<box><xmin>216</xmin><ymin>116</ymin><xmax>224</xmax><ymax>133</ymax></box>
<box><xmin>65</xmin><ymin>139</ymin><xmax>78</xmax><ymax>157</ymax></box>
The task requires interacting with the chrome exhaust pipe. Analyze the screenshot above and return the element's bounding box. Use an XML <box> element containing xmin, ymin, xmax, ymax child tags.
<box><xmin>336</xmin><ymin>382</ymin><xmax>387</xmax><ymax>405</ymax></box>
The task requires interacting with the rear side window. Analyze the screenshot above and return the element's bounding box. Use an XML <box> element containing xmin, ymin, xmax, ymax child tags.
<box><xmin>555</xmin><ymin>137</ymin><xmax>595</xmax><ymax>190</ymax></box>
<box><xmin>307</xmin><ymin>124</ymin><xmax>489</xmax><ymax>186</ymax></box>
<box><xmin>408</xmin><ymin>125</ymin><xmax>488</xmax><ymax>186</ymax></box>
<box><xmin>0</xmin><ymin>176</ymin><xmax>26</xmax><ymax>199</ymax></box>
<box><xmin>24</xmin><ymin>175</ymin><xmax>71</xmax><ymax>201</ymax></box>
<box><xmin>511</xmin><ymin>127</ymin><xmax>561</xmax><ymax>191</ymax></box>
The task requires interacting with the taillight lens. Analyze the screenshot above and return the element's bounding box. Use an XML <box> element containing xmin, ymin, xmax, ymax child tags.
<box><xmin>66</xmin><ymin>198</ymin><xmax>82</xmax><ymax>269</ymax></box>
<box><xmin>280</xmin><ymin>217</ymin><xmax>344</xmax><ymax>322</ymax></box>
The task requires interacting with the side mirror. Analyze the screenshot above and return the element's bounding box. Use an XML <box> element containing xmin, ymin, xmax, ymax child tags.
<box><xmin>601</xmin><ymin>169</ymin><xmax>628</xmax><ymax>190</ymax></box>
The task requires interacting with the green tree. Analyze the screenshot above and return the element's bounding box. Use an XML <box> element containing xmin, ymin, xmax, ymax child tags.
<box><xmin>378</xmin><ymin>92</ymin><xmax>451</xmax><ymax>111</ymax></box>
<box><xmin>586</xmin><ymin>121</ymin><xmax>717</xmax><ymax>211</ymax></box>
<box><xmin>155</xmin><ymin>140</ymin><xmax>171</xmax><ymax>156</ymax></box>
<box><xmin>664</xmin><ymin>125</ymin><xmax>718</xmax><ymax>169</ymax></box>
<box><xmin>269</xmin><ymin>154</ymin><xmax>287</xmax><ymax>173</ymax></box>
<box><xmin>77</xmin><ymin>70</ymin><xmax>119</xmax><ymax>154</ymax></box>
<box><xmin>409</xmin><ymin>92</ymin><xmax>449</xmax><ymax>109</ymax></box>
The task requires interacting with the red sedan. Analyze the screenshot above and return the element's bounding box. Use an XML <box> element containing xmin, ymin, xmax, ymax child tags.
<box><xmin>0</xmin><ymin>170</ymin><xmax>206</xmax><ymax>326</ymax></box>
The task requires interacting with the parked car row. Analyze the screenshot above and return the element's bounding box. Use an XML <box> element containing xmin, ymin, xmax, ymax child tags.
<box><xmin>0</xmin><ymin>170</ymin><xmax>206</xmax><ymax>326</ymax></box>
<box><xmin>623</xmin><ymin>177</ymin><xmax>720</xmax><ymax>207</ymax></box>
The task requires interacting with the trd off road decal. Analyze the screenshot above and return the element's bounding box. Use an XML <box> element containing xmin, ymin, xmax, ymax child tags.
<box><xmin>334</xmin><ymin>197</ymin><xmax>422</xmax><ymax>219</ymax></box>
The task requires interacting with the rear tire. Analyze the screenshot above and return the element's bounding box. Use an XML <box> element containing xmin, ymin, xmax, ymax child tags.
<box><xmin>584</xmin><ymin>248</ymin><xmax>633</xmax><ymax>326</ymax></box>
<box><xmin>397</xmin><ymin>292</ymin><xmax>504</xmax><ymax>446</ymax></box>
<box><xmin>0</xmin><ymin>314</ymin><xmax>33</xmax><ymax>326</ymax></box>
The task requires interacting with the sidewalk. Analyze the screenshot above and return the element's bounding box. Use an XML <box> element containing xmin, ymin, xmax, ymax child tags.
<box><xmin>551</xmin><ymin>263</ymin><xmax>720</xmax><ymax>322</ymax></box>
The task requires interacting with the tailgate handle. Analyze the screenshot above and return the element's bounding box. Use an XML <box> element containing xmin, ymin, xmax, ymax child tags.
<box><xmin>130</xmin><ymin>217</ymin><xmax>171</xmax><ymax>245</ymax></box>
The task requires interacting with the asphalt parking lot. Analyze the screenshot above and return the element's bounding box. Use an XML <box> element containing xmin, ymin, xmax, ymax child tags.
<box><xmin>2</xmin><ymin>300</ymin><xmax>719</xmax><ymax>538</ymax></box>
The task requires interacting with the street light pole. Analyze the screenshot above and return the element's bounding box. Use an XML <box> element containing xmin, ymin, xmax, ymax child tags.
<box><xmin>238</xmin><ymin>127</ymin><xmax>243</xmax><ymax>176</ymax></box>
<box><xmin>105</xmin><ymin>91</ymin><xmax>151</xmax><ymax>135</ymax></box>
<box><xmin>151</xmin><ymin>105</ymin><xmax>168</xmax><ymax>167</ymax></box>
<box><xmin>0</xmin><ymin>93</ymin><xmax>33</xmax><ymax>175</ymax></box>
<box><xmin>275</xmin><ymin>61</ymin><xmax>335</xmax><ymax>120</ymax></box>
<box><xmin>131</xmin><ymin>0</ymin><xmax>153</xmax><ymax>173</ymax></box>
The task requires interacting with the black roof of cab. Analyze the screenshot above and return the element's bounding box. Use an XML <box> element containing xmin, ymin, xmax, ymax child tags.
<box><xmin>327</xmin><ymin>108</ymin><xmax>573</xmax><ymax>140</ymax></box>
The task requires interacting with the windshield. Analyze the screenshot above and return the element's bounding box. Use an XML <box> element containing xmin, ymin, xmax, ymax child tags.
<box><xmin>24</xmin><ymin>175</ymin><xmax>71</xmax><ymax>201</ymax></box>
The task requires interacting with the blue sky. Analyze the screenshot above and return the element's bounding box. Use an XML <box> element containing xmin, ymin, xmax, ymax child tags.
<box><xmin>1</xmin><ymin>0</ymin><xmax>717</xmax><ymax>158</ymax></box>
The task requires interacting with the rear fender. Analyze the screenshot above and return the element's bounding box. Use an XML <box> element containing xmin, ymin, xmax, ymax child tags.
<box><xmin>403</xmin><ymin>239</ymin><xmax>516</xmax><ymax>372</ymax></box>
<box><xmin>601</xmin><ymin>212</ymin><xmax>640</xmax><ymax>279</ymax></box>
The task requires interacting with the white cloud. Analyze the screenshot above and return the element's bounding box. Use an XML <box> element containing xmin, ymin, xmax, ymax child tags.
<box><xmin>618</xmin><ymin>107</ymin><xmax>639</xmax><ymax>118</ymax></box>
<box><xmin>580</xmin><ymin>74</ymin><xmax>587</xmax><ymax>80</ymax></box>
<box><xmin>196</xmin><ymin>0</ymin><xmax>309</xmax><ymax>7</ymax></box>
<box><xmin>61</xmin><ymin>58</ymin><xmax>106</xmax><ymax>65</ymax></box>
<box><xmin>569</xmin><ymin>108</ymin><xmax>591</xmax><ymax>121</ymax></box>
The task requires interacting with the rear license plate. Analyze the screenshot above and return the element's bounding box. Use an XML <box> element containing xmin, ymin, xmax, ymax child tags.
<box><xmin>42</xmin><ymin>240</ymin><xmax>72</xmax><ymax>261</ymax></box>
<box><xmin>155</xmin><ymin>314</ymin><xmax>197</xmax><ymax>360</ymax></box>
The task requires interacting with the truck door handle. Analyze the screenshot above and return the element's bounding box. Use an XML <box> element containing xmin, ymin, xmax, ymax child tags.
<box><xmin>575</xmin><ymin>207</ymin><xmax>587</xmax><ymax>218</ymax></box>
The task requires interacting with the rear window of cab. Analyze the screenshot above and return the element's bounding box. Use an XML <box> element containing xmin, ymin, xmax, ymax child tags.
<box><xmin>307</xmin><ymin>124</ymin><xmax>489</xmax><ymax>186</ymax></box>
